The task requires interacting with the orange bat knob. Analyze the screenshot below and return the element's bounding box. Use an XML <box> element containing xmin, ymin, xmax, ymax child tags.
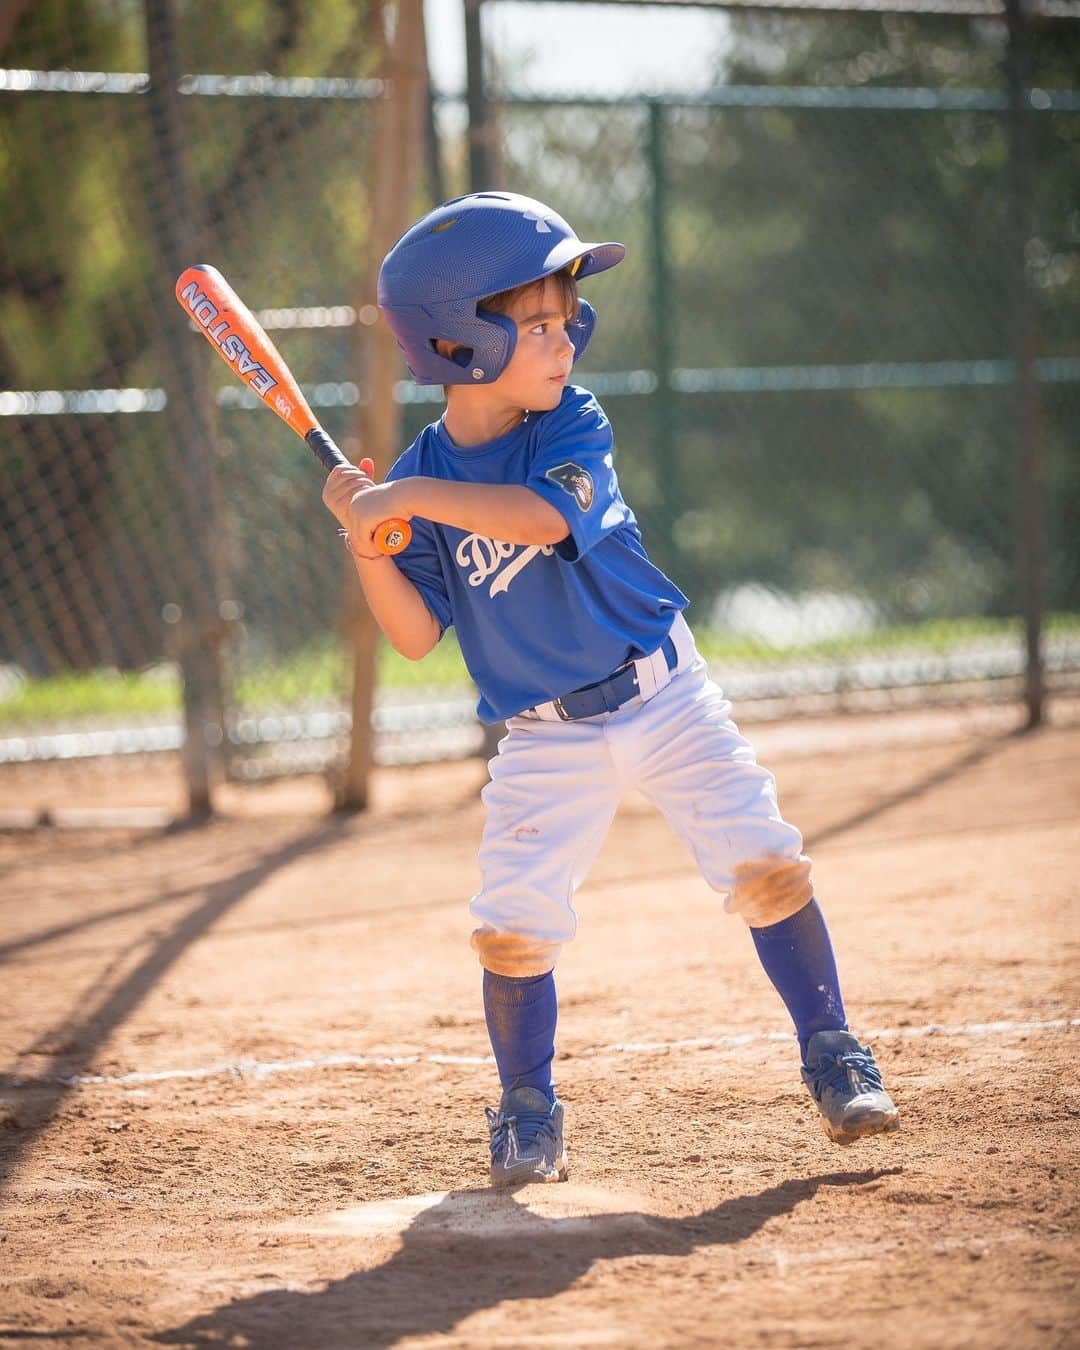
<box><xmin>374</xmin><ymin>518</ymin><xmax>412</xmax><ymax>555</ymax></box>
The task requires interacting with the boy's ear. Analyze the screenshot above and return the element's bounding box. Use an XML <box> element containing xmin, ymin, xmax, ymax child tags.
<box><xmin>434</xmin><ymin>338</ymin><xmax>474</xmax><ymax>369</ymax></box>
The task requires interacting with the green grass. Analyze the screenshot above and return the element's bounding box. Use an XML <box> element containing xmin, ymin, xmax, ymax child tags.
<box><xmin>695</xmin><ymin>612</ymin><xmax>1080</xmax><ymax>666</ymax></box>
<box><xmin>0</xmin><ymin>638</ymin><xmax>477</xmax><ymax>728</ymax></box>
<box><xmin>233</xmin><ymin>636</ymin><xmax>473</xmax><ymax>706</ymax></box>
<box><xmin>2</xmin><ymin>613</ymin><xmax>1077</xmax><ymax>730</ymax></box>
<box><xmin>0</xmin><ymin>666</ymin><xmax>183</xmax><ymax>725</ymax></box>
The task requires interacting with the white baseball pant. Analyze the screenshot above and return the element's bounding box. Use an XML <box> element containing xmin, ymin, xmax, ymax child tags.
<box><xmin>470</xmin><ymin>615</ymin><xmax>812</xmax><ymax>977</ymax></box>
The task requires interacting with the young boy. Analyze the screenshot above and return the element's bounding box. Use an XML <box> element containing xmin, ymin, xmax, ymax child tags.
<box><xmin>323</xmin><ymin>191</ymin><xmax>899</xmax><ymax>1188</ymax></box>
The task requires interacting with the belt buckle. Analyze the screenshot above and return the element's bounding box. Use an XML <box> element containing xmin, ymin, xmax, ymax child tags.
<box><xmin>552</xmin><ymin>696</ymin><xmax>574</xmax><ymax>722</ymax></box>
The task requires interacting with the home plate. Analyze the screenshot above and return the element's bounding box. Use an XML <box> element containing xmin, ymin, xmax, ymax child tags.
<box><xmin>288</xmin><ymin>1184</ymin><xmax>660</xmax><ymax>1241</ymax></box>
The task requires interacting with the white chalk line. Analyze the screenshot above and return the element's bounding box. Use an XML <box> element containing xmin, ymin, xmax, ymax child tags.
<box><xmin>592</xmin><ymin>1016</ymin><xmax>1080</xmax><ymax>1055</ymax></box>
<box><xmin>7</xmin><ymin>1015</ymin><xmax>1074</xmax><ymax>1091</ymax></box>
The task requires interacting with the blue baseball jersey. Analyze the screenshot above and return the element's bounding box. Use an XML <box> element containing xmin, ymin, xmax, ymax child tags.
<box><xmin>386</xmin><ymin>384</ymin><xmax>688</xmax><ymax>723</ymax></box>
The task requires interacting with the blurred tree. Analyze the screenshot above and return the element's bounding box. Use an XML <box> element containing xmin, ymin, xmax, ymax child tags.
<box><xmin>661</xmin><ymin>11</ymin><xmax>1080</xmax><ymax>617</ymax></box>
<box><xmin>2</xmin><ymin>4</ymin><xmax>1077</xmax><ymax>679</ymax></box>
<box><xmin>0</xmin><ymin>0</ymin><xmax>381</xmax><ymax>670</ymax></box>
<box><xmin>495</xmin><ymin>14</ymin><xmax>1077</xmax><ymax>619</ymax></box>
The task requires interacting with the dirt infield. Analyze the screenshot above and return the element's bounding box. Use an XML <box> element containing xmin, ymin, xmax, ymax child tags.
<box><xmin>2</xmin><ymin>701</ymin><xmax>1078</xmax><ymax>1348</ymax></box>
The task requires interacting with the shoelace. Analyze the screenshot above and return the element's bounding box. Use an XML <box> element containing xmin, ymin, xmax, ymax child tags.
<box><xmin>490</xmin><ymin>1109</ymin><xmax>556</xmax><ymax>1159</ymax></box>
<box><xmin>809</xmin><ymin>1049</ymin><xmax>884</xmax><ymax>1100</ymax></box>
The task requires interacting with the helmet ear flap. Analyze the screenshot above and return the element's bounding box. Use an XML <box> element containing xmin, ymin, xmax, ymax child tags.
<box><xmin>475</xmin><ymin>309</ymin><xmax>518</xmax><ymax>380</ymax></box>
<box><xmin>569</xmin><ymin>299</ymin><xmax>597</xmax><ymax>365</ymax></box>
<box><xmin>413</xmin><ymin>307</ymin><xmax>518</xmax><ymax>384</ymax></box>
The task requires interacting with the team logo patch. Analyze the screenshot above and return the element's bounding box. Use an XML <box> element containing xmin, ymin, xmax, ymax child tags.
<box><xmin>545</xmin><ymin>462</ymin><xmax>594</xmax><ymax>512</ymax></box>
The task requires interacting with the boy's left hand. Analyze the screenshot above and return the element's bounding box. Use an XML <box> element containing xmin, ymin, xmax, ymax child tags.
<box><xmin>323</xmin><ymin>459</ymin><xmax>413</xmax><ymax>559</ymax></box>
<box><xmin>322</xmin><ymin>458</ymin><xmax>376</xmax><ymax>533</ymax></box>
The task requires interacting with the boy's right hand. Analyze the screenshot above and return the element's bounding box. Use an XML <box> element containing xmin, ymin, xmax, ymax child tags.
<box><xmin>322</xmin><ymin>456</ymin><xmax>377</xmax><ymax>533</ymax></box>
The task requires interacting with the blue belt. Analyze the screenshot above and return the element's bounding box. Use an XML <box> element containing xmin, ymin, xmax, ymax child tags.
<box><xmin>549</xmin><ymin>635</ymin><xmax>678</xmax><ymax>721</ymax></box>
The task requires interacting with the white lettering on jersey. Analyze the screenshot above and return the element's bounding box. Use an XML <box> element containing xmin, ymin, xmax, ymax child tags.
<box><xmin>455</xmin><ymin>534</ymin><xmax>554</xmax><ymax>597</ymax></box>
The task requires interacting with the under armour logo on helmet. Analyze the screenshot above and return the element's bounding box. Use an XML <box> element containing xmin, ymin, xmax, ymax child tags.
<box><xmin>522</xmin><ymin>210</ymin><xmax>552</xmax><ymax>234</ymax></box>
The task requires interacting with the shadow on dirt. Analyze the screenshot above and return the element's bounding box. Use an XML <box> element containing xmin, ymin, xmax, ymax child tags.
<box><xmin>0</xmin><ymin>818</ymin><xmax>352</xmax><ymax>1190</ymax></box>
<box><xmin>0</xmin><ymin>877</ymin><xmax>232</xmax><ymax>962</ymax></box>
<box><xmin>155</xmin><ymin>1168</ymin><xmax>898</xmax><ymax>1348</ymax></box>
<box><xmin>0</xmin><ymin>1331</ymin><xmax>95</xmax><ymax>1341</ymax></box>
<box><xmin>803</xmin><ymin>732</ymin><xmax>1014</xmax><ymax>851</ymax></box>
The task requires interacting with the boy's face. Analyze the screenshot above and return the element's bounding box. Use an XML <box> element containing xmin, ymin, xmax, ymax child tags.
<box><xmin>489</xmin><ymin>276</ymin><xmax>576</xmax><ymax>413</ymax></box>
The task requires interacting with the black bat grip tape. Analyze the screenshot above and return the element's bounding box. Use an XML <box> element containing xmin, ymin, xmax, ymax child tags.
<box><xmin>305</xmin><ymin>427</ymin><xmax>351</xmax><ymax>473</ymax></box>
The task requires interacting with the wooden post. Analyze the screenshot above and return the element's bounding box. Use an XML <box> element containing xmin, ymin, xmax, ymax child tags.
<box><xmin>463</xmin><ymin>0</ymin><xmax>506</xmax><ymax>765</ymax></box>
<box><xmin>339</xmin><ymin>0</ymin><xmax>429</xmax><ymax>811</ymax></box>
<box><xmin>1005</xmin><ymin>0</ymin><xmax>1044</xmax><ymax>728</ymax></box>
<box><xmin>144</xmin><ymin>0</ymin><xmax>228</xmax><ymax>819</ymax></box>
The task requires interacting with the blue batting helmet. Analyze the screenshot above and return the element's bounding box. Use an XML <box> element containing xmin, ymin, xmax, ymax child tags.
<box><xmin>377</xmin><ymin>191</ymin><xmax>626</xmax><ymax>385</ymax></box>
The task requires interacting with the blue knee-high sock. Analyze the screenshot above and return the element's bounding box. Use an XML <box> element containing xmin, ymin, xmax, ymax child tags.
<box><xmin>750</xmin><ymin>898</ymin><xmax>847</xmax><ymax>1061</ymax></box>
<box><xmin>483</xmin><ymin>969</ymin><xmax>557</xmax><ymax>1103</ymax></box>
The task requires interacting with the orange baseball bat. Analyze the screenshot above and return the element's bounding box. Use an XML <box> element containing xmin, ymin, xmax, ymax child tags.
<box><xmin>174</xmin><ymin>264</ymin><xmax>411</xmax><ymax>556</ymax></box>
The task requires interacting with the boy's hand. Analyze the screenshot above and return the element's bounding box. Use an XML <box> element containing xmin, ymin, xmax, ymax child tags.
<box><xmin>324</xmin><ymin>459</ymin><xmax>414</xmax><ymax>559</ymax></box>
<box><xmin>322</xmin><ymin>458</ymin><xmax>376</xmax><ymax>533</ymax></box>
<box><xmin>347</xmin><ymin>479</ymin><xmax>413</xmax><ymax>559</ymax></box>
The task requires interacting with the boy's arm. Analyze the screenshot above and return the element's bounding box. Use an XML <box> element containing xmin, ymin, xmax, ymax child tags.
<box><xmin>347</xmin><ymin>477</ymin><xmax>570</xmax><ymax>551</ymax></box>
<box><xmin>324</xmin><ymin>465</ymin><xmax>442</xmax><ymax>660</ymax></box>
<box><xmin>348</xmin><ymin>552</ymin><xmax>442</xmax><ymax>660</ymax></box>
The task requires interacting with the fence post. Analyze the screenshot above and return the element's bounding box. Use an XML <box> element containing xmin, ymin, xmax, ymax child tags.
<box><xmin>464</xmin><ymin>0</ymin><xmax>497</xmax><ymax>189</ymax></box>
<box><xmin>463</xmin><ymin>0</ymin><xmax>507</xmax><ymax>766</ymax></box>
<box><xmin>648</xmin><ymin>99</ymin><xmax>680</xmax><ymax>579</ymax></box>
<box><xmin>340</xmin><ymin>0</ymin><xmax>428</xmax><ymax>811</ymax></box>
<box><xmin>144</xmin><ymin>0</ymin><xmax>228</xmax><ymax>818</ymax></box>
<box><xmin>1005</xmin><ymin>0</ymin><xmax>1044</xmax><ymax>728</ymax></box>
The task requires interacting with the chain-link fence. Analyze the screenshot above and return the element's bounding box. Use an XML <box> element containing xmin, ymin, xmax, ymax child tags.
<box><xmin>480</xmin><ymin>2</ymin><xmax>1080</xmax><ymax>718</ymax></box>
<box><xmin>0</xmin><ymin>2</ymin><xmax>475</xmax><ymax>792</ymax></box>
<box><xmin>488</xmin><ymin>87</ymin><xmax>1080</xmax><ymax>693</ymax></box>
<box><xmin>2</xmin><ymin>1</ymin><xmax>1078</xmax><ymax>804</ymax></box>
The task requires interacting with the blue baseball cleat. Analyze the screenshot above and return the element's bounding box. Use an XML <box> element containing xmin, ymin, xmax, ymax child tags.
<box><xmin>485</xmin><ymin>1086</ymin><xmax>569</xmax><ymax>1187</ymax></box>
<box><xmin>801</xmin><ymin>1030</ymin><xmax>900</xmax><ymax>1144</ymax></box>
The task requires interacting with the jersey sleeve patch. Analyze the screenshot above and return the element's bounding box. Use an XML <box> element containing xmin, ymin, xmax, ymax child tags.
<box><xmin>545</xmin><ymin>461</ymin><xmax>595</xmax><ymax>512</ymax></box>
